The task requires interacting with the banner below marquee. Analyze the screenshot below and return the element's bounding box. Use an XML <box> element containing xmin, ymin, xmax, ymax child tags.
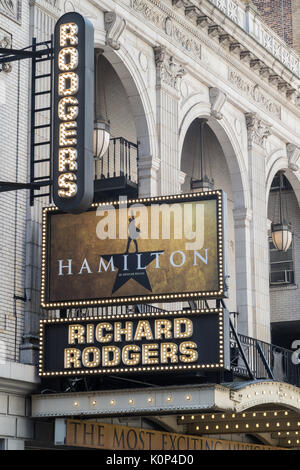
<box><xmin>63</xmin><ymin>419</ymin><xmax>285</xmax><ymax>451</ymax></box>
<box><xmin>41</xmin><ymin>191</ymin><xmax>227</xmax><ymax>309</ymax></box>
<box><xmin>39</xmin><ymin>309</ymin><xmax>230</xmax><ymax>377</ymax></box>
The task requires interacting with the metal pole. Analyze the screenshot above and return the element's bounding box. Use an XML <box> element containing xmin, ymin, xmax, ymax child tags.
<box><xmin>199</xmin><ymin>118</ymin><xmax>208</xmax><ymax>181</ymax></box>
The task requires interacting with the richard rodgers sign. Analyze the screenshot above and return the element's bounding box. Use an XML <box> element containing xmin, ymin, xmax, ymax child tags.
<box><xmin>39</xmin><ymin>309</ymin><xmax>229</xmax><ymax>377</ymax></box>
<box><xmin>41</xmin><ymin>191</ymin><xmax>228</xmax><ymax>308</ymax></box>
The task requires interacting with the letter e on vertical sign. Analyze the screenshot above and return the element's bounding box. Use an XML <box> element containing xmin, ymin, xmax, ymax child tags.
<box><xmin>53</xmin><ymin>12</ymin><xmax>94</xmax><ymax>213</ymax></box>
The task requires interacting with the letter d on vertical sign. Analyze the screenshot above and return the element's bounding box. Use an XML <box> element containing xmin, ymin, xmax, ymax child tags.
<box><xmin>53</xmin><ymin>12</ymin><xmax>94</xmax><ymax>213</ymax></box>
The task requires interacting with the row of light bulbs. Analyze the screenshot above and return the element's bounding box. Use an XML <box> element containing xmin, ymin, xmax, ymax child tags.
<box><xmin>72</xmin><ymin>393</ymin><xmax>194</xmax><ymax>408</ymax></box>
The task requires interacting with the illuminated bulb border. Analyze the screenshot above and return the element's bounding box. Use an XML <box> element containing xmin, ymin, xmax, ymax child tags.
<box><xmin>41</xmin><ymin>191</ymin><xmax>225</xmax><ymax>309</ymax></box>
<box><xmin>38</xmin><ymin>308</ymin><xmax>224</xmax><ymax>377</ymax></box>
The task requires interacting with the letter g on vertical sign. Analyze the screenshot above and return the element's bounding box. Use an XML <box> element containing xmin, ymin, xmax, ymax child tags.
<box><xmin>53</xmin><ymin>12</ymin><xmax>94</xmax><ymax>213</ymax></box>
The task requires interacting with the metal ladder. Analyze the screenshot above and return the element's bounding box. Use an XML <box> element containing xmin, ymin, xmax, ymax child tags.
<box><xmin>30</xmin><ymin>37</ymin><xmax>54</xmax><ymax>206</ymax></box>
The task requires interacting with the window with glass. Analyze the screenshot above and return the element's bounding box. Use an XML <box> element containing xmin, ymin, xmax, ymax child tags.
<box><xmin>269</xmin><ymin>238</ymin><xmax>294</xmax><ymax>285</ymax></box>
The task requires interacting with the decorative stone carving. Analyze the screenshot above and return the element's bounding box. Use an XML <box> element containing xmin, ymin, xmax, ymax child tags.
<box><xmin>259</xmin><ymin>66</ymin><xmax>270</xmax><ymax>79</ymax></box>
<box><xmin>154</xmin><ymin>46</ymin><xmax>185</xmax><ymax>90</ymax></box>
<box><xmin>131</xmin><ymin>0</ymin><xmax>201</xmax><ymax>61</ymax></box>
<box><xmin>219</xmin><ymin>34</ymin><xmax>232</xmax><ymax>46</ymax></box>
<box><xmin>197</xmin><ymin>15</ymin><xmax>210</xmax><ymax>28</ymax></box>
<box><xmin>0</xmin><ymin>29</ymin><xmax>12</xmax><ymax>73</ymax></box>
<box><xmin>229</xmin><ymin>42</ymin><xmax>242</xmax><ymax>54</ymax></box>
<box><xmin>139</xmin><ymin>51</ymin><xmax>148</xmax><ymax>72</ymax></box>
<box><xmin>164</xmin><ymin>17</ymin><xmax>201</xmax><ymax>60</ymax></box>
<box><xmin>240</xmin><ymin>50</ymin><xmax>253</xmax><ymax>63</ymax></box>
<box><xmin>0</xmin><ymin>0</ymin><xmax>21</xmax><ymax>22</ymax></box>
<box><xmin>287</xmin><ymin>143</ymin><xmax>300</xmax><ymax>172</ymax></box>
<box><xmin>268</xmin><ymin>74</ymin><xmax>280</xmax><ymax>85</ymax></box>
<box><xmin>286</xmin><ymin>87</ymin><xmax>297</xmax><ymax>99</ymax></box>
<box><xmin>208</xmin><ymin>25</ymin><xmax>223</xmax><ymax>38</ymax></box>
<box><xmin>245</xmin><ymin>112</ymin><xmax>271</xmax><ymax>148</ymax></box>
<box><xmin>228</xmin><ymin>69</ymin><xmax>281</xmax><ymax>120</ymax></box>
<box><xmin>250</xmin><ymin>59</ymin><xmax>263</xmax><ymax>71</ymax></box>
<box><xmin>184</xmin><ymin>5</ymin><xmax>199</xmax><ymax>19</ymax></box>
<box><xmin>104</xmin><ymin>12</ymin><xmax>126</xmax><ymax>50</ymax></box>
<box><xmin>172</xmin><ymin>0</ymin><xmax>184</xmax><ymax>7</ymax></box>
<box><xmin>209</xmin><ymin>87</ymin><xmax>226</xmax><ymax>120</ymax></box>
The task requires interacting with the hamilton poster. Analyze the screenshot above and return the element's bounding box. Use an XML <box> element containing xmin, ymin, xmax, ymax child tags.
<box><xmin>41</xmin><ymin>191</ymin><xmax>227</xmax><ymax>308</ymax></box>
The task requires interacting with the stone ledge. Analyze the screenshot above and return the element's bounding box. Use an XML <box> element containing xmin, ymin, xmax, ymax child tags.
<box><xmin>0</xmin><ymin>363</ymin><xmax>40</xmax><ymax>395</ymax></box>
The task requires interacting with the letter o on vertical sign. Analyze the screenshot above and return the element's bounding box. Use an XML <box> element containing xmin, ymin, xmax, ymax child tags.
<box><xmin>53</xmin><ymin>12</ymin><xmax>94</xmax><ymax>213</ymax></box>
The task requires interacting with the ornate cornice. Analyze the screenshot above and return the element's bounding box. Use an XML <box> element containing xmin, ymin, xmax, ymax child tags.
<box><xmin>154</xmin><ymin>46</ymin><xmax>185</xmax><ymax>91</ymax></box>
<box><xmin>245</xmin><ymin>112</ymin><xmax>271</xmax><ymax>149</ymax></box>
<box><xmin>130</xmin><ymin>0</ymin><xmax>300</xmax><ymax>107</ymax></box>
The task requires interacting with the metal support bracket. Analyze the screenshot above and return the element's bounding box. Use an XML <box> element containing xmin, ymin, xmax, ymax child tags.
<box><xmin>0</xmin><ymin>180</ymin><xmax>52</xmax><ymax>193</ymax></box>
<box><xmin>0</xmin><ymin>43</ymin><xmax>53</xmax><ymax>65</ymax></box>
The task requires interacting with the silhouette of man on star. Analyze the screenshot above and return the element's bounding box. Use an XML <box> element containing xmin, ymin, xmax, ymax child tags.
<box><xmin>126</xmin><ymin>214</ymin><xmax>141</xmax><ymax>253</ymax></box>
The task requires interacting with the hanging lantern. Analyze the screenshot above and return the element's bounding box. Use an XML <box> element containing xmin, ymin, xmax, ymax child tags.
<box><xmin>190</xmin><ymin>118</ymin><xmax>214</xmax><ymax>192</ymax></box>
<box><xmin>94</xmin><ymin>49</ymin><xmax>110</xmax><ymax>160</ymax></box>
<box><xmin>271</xmin><ymin>171</ymin><xmax>292</xmax><ymax>251</ymax></box>
<box><xmin>271</xmin><ymin>223</ymin><xmax>292</xmax><ymax>252</ymax></box>
<box><xmin>94</xmin><ymin>120</ymin><xmax>110</xmax><ymax>160</ymax></box>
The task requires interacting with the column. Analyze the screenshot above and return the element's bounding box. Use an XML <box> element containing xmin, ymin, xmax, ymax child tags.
<box><xmin>245</xmin><ymin>112</ymin><xmax>271</xmax><ymax>342</ymax></box>
<box><xmin>153</xmin><ymin>46</ymin><xmax>185</xmax><ymax>195</ymax></box>
<box><xmin>138</xmin><ymin>155</ymin><xmax>160</xmax><ymax>197</ymax></box>
<box><xmin>233</xmin><ymin>207</ymin><xmax>254</xmax><ymax>338</ymax></box>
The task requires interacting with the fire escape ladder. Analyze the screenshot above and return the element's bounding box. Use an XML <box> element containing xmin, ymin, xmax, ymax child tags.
<box><xmin>30</xmin><ymin>37</ymin><xmax>54</xmax><ymax>206</ymax></box>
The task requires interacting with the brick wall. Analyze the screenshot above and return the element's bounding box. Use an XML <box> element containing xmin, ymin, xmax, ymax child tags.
<box><xmin>251</xmin><ymin>0</ymin><xmax>293</xmax><ymax>47</ymax></box>
<box><xmin>0</xmin><ymin>2</ymin><xmax>30</xmax><ymax>362</ymax></box>
<box><xmin>292</xmin><ymin>0</ymin><xmax>300</xmax><ymax>53</ymax></box>
<box><xmin>268</xmin><ymin>189</ymin><xmax>300</xmax><ymax>323</ymax></box>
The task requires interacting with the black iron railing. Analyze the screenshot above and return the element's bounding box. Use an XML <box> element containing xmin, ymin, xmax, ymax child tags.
<box><xmin>43</xmin><ymin>303</ymin><xmax>167</xmax><ymax>320</ymax></box>
<box><xmin>95</xmin><ymin>137</ymin><xmax>138</xmax><ymax>183</ymax></box>
<box><xmin>230</xmin><ymin>330</ymin><xmax>300</xmax><ymax>387</ymax></box>
<box><xmin>41</xmin><ymin>300</ymin><xmax>300</xmax><ymax>388</ymax></box>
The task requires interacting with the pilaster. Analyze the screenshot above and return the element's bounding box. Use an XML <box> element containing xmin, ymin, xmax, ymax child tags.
<box><xmin>154</xmin><ymin>46</ymin><xmax>185</xmax><ymax>195</ymax></box>
<box><xmin>138</xmin><ymin>155</ymin><xmax>161</xmax><ymax>197</ymax></box>
<box><xmin>245</xmin><ymin>112</ymin><xmax>271</xmax><ymax>342</ymax></box>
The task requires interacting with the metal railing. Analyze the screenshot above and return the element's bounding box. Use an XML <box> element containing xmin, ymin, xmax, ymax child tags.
<box><xmin>95</xmin><ymin>137</ymin><xmax>138</xmax><ymax>183</ymax></box>
<box><xmin>43</xmin><ymin>303</ymin><xmax>167</xmax><ymax>320</ymax></box>
<box><xmin>230</xmin><ymin>330</ymin><xmax>300</xmax><ymax>387</ymax></box>
<box><xmin>41</xmin><ymin>300</ymin><xmax>300</xmax><ymax>388</ymax></box>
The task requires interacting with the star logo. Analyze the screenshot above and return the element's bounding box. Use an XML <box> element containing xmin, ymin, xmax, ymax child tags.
<box><xmin>101</xmin><ymin>251</ymin><xmax>164</xmax><ymax>294</ymax></box>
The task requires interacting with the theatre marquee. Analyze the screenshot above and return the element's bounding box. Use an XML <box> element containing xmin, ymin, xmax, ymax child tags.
<box><xmin>41</xmin><ymin>191</ymin><xmax>228</xmax><ymax>309</ymax></box>
<box><xmin>39</xmin><ymin>308</ymin><xmax>230</xmax><ymax>377</ymax></box>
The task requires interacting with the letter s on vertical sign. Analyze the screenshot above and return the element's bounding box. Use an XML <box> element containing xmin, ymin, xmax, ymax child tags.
<box><xmin>53</xmin><ymin>12</ymin><xmax>94</xmax><ymax>213</ymax></box>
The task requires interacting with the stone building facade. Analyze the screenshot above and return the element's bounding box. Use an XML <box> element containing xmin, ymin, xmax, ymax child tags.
<box><xmin>1</xmin><ymin>0</ymin><xmax>300</xmax><ymax>450</ymax></box>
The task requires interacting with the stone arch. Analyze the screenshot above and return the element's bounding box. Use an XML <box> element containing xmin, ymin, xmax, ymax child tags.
<box><xmin>178</xmin><ymin>103</ymin><xmax>250</xmax><ymax>211</ymax></box>
<box><xmin>266</xmin><ymin>148</ymin><xmax>300</xmax><ymax>209</ymax></box>
<box><xmin>179</xmin><ymin>103</ymin><xmax>253</xmax><ymax>335</ymax></box>
<box><xmin>101</xmin><ymin>47</ymin><xmax>158</xmax><ymax>161</ymax></box>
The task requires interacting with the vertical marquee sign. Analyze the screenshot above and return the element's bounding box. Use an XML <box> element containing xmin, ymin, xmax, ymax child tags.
<box><xmin>53</xmin><ymin>12</ymin><xmax>94</xmax><ymax>213</ymax></box>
